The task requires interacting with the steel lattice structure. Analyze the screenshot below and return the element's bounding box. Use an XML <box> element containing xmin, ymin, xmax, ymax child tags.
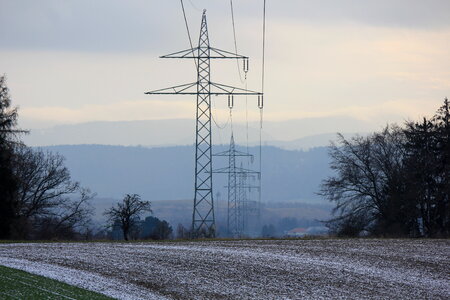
<box><xmin>237</xmin><ymin>163</ymin><xmax>261</xmax><ymax>237</ymax></box>
<box><xmin>238</xmin><ymin>163</ymin><xmax>247</xmax><ymax>235</ymax></box>
<box><xmin>213</xmin><ymin>134</ymin><xmax>260</xmax><ymax>237</ymax></box>
<box><xmin>146</xmin><ymin>10</ymin><xmax>262</xmax><ymax>238</ymax></box>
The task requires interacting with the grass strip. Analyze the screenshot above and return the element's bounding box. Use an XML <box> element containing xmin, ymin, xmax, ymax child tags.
<box><xmin>0</xmin><ymin>265</ymin><xmax>114</xmax><ymax>300</ymax></box>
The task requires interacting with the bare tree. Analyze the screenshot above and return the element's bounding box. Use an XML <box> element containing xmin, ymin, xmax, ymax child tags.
<box><xmin>0</xmin><ymin>75</ymin><xmax>93</xmax><ymax>239</ymax></box>
<box><xmin>176</xmin><ymin>223</ymin><xmax>190</xmax><ymax>239</ymax></box>
<box><xmin>12</xmin><ymin>145</ymin><xmax>95</xmax><ymax>239</ymax></box>
<box><xmin>104</xmin><ymin>194</ymin><xmax>152</xmax><ymax>241</ymax></box>
<box><xmin>320</xmin><ymin>126</ymin><xmax>407</xmax><ymax>236</ymax></box>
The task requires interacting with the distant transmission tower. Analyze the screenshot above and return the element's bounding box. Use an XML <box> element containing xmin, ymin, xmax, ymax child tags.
<box><xmin>146</xmin><ymin>10</ymin><xmax>262</xmax><ymax>238</ymax></box>
<box><xmin>237</xmin><ymin>163</ymin><xmax>247</xmax><ymax>235</ymax></box>
<box><xmin>213</xmin><ymin>134</ymin><xmax>260</xmax><ymax>237</ymax></box>
<box><xmin>237</xmin><ymin>163</ymin><xmax>261</xmax><ymax>237</ymax></box>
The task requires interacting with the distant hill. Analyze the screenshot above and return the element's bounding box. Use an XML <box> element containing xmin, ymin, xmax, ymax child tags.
<box><xmin>27</xmin><ymin>117</ymin><xmax>373</xmax><ymax>149</ymax></box>
<box><xmin>42</xmin><ymin>144</ymin><xmax>333</xmax><ymax>204</ymax></box>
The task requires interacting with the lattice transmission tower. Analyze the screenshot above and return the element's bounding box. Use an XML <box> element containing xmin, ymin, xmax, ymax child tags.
<box><xmin>237</xmin><ymin>162</ymin><xmax>261</xmax><ymax>237</ymax></box>
<box><xmin>146</xmin><ymin>10</ymin><xmax>262</xmax><ymax>238</ymax></box>
<box><xmin>213</xmin><ymin>134</ymin><xmax>260</xmax><ymax>237</ymax></box>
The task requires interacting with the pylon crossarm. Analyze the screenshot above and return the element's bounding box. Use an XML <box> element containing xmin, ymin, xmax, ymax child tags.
<box><xmin>235</xmin><ymin>166</ymin><xmax>260</xmax><ymax>174</ymax></box>
<box><xmin>160</xmin><ymin>46</ymin><xmax>248</xmax><ymax>59</ymax></box>
<box><xmin>213</xmin><ymin>150</ymin><xmax>253</xmax><ymax>157</ymax></box>
<box><xmin>211</xmin><ymin>167</ymin><xmax>231</xmax><ymax>174</ymax></box>
<box><xmin>145</xmin><ymin>82</ymin><xmax>197</xmax><ymax>94</ymax></box>
<box><xmin>146</xmin><ymin>81</ymin><xmax>262</xmax><ymax>95</ymax></box>
<box><xmin>225</xmin><ymin>185</ymin><xmax>260</xmax><ymax>189</ymax></box>
<box><xmin>234</xmin><ymin>150</ymin><xmax>254</xmax><ymax>157</ymax></box>
<box><xmin>210</xmin><ymin>82</ymin><xmax>262</xmax><ymax>95</ymax></box>
<box><xmin>211</xmin><ymin>167</ymin><xmax>259</xmax><ymax>174</ymax></box>
<box><xmin>209</xmin><ymin>47</ymin><xmax>248</xmax><ymax>59</ymax></box>
<box><xmin>160</xmin><ymin>47</ymin><xmax>200</xmax><ymax>58</ymax></box>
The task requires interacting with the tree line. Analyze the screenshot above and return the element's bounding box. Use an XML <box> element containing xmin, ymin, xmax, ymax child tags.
<box><xmin>0</xmin><ymin>75</ymin><xmax>96</xmax><ymax>239</ymax></box>
<box><xmin>321</xmin><ymin>99</ymin><xmax>449</xmax><ymax>237</ymax></box>
<box><xmin>0</xmin><ymin>76</ymin><xmax>172</xmax><ymax>241</ymax></box>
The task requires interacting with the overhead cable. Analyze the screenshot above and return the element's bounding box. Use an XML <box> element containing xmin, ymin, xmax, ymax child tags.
<box><xmin>180</xmin><ymin>0</ymin><xmax>198</xmax><ymax>70</ymax></box>
<box><xmin>258</xmin><ymin>0</ymin><xmax>267</xmax><ymax>211</ymax></box>
<box><xmin>188</xmin><ymin>0</ymin><xmax>201</xmax><ymax>12</ymax></box>
<box><xmin>230</xmin><ymin>0</ymin><xmax>245</xmax><ymax>83</ymax></box>
<box><xmin>261</xmin><ymin>0</ymin><xmax>266</xmax><ymax>96</ymax></box>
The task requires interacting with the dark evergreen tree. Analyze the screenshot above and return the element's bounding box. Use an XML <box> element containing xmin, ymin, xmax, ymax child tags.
<box><xmin>140</xmin><ymin>216</ymin><xmax>172</xmax><ymax>240</ymax></box>
<box><xmin>261</xmin><ymin>224</ymin><xmax>276</xmax><ymax>237</ymax></box>
<box><xmin>404</xmin><ymin>118</ymin><xmax>438</xmax><ymax>236</ymax></box>
<box><xmin>0</xmin><ymin>75</ymin><xmax>25</xmax><ymax>239</ymax></box>
<box><xmin>403</xmin><ymin>99</ymin><xmax>450</xmax><ymax>236</ymax></box>
<box><xmin>433</xmin><ymin>98</ymin><xmax>450</xmax><ymax>235</ymax></box>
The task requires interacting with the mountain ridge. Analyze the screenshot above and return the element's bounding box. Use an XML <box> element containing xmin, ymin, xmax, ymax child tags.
<box><xmin>26</xmin><ymin>116</ymin><xmax>373</xmax><ymax>149</ymax></box>
<box><xmin>42</xmin><ymin>144</ymin><xmax>332</xmax><ymax>204</ymax></box>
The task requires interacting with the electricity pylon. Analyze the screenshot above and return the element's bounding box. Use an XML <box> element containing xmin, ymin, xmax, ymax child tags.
<box><xmin>237</xmin><ymin>163</ymin><xmax>260</xmax><ymax>237</ymax></box>
<box><xmin>145</xmin><ymin>10</ymin><xmax>262</xmax><ymax>238</ymax></box>
<box><xmin>213</xmin><ymin>134</ymin><xmax>260</xmax><ymax>237</ymax></box>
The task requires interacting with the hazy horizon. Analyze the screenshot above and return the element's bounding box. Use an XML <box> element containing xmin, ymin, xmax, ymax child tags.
<box><xmin>22</xmin><ymin>116</ymin><xmax>373</xmax><ymax>149</ymax></box>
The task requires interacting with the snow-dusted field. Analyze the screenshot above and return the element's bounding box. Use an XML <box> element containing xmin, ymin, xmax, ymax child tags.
<box><xmin>0</xmin><ymin>239</ymin><xmax>449</xmax><ymax>299</ymax></box>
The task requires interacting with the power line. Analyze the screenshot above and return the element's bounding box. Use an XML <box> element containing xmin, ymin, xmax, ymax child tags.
<box><xmin>180</xmin><ymin>0</ymin><xmax>198</xmax><ymax>70</ymax></box>
<box><xmin>245</xmin><ymin>81</ymin><xmax>249</xmax><ymax>156</ymax></box>
<box><xmin>211</xmin><ymin>97</ymin><xmax>230</xmax><ymax>130</ymax></box>
<box><xmin>229</xmin><ymin>0</ymin><xmax>250</xmax><ymax>161</ymax></box>
<box><xmin>261</xmin><ymin>0</ymin><xmax>267</xmax><ymax>95</ymax></box>
<box><xmin>229</xmin><ymin>107</ymin><xmax>234</xmax><ymax>134</ymax></box>
<box><xmin>258</xmin><ymin>0</ymin><xmax>267</xmax><ymax>219</ymax></box>
<box><xmin>187</xmin><ymin>0</ymin><xmax>201</xmax><ymax>12</ymax></box>
<box><xmin>230</xmin><ymin>0</ymin><xmax>245</xmax><ymax>83</ymax></box>
<box><xmin>211</xmin><ymin>97</ymin><xmax>224</xmax><ymax>147</ymax></box>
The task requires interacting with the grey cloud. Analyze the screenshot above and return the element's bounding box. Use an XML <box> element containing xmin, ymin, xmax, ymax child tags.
<box><xmin>0</xmin><ymin>0</ymin><xmax>184</xmax><ymax>52</ymax></box>
<box><xmin>1</xmin><ymin>0</ymin><xmax>450</xmax><ymax>53</ymax></box>
<box><xmin>237</xmin><ymin>0</ymin><xmax>450</xmax><ymax>29</ymax></box>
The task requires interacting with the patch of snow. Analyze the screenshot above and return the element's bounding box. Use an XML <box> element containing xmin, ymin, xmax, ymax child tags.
<box><xmin>0</xmin><ymin>239</ymin><xmax>449</xmax><ymax>299</ymax></box>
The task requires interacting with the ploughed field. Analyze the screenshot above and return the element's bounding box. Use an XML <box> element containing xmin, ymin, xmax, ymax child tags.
<box><xmin>0</xmin><ymin>239</ymin><xmax>449</xmax><ymax>299</ymax></box>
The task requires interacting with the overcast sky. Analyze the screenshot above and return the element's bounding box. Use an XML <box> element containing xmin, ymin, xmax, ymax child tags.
<box><xmin>1</xmin><ymin>0</ymin><xmax>449</xmax><ymax>136</ymax></box>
